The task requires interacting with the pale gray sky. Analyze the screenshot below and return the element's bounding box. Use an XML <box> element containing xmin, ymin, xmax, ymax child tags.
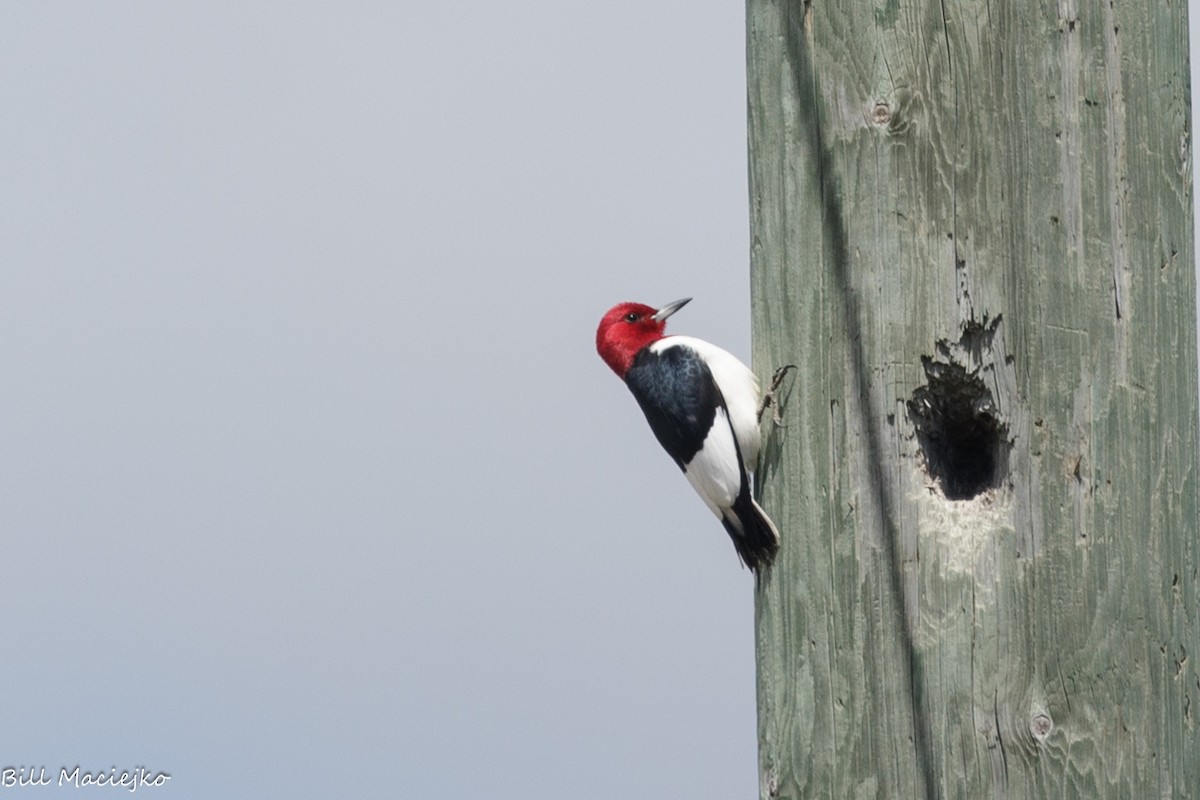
<box><xmin>1</xmin><ymin>4</ymin><xmax>1196</xmax><ymax>800</ymax></box>
<box><xmin>1</xmin><ymin>4</ymin><xmax>757</xmax><ymax>799</ymax></box>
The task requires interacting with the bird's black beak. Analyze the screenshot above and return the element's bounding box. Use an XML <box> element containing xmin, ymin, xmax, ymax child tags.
<box><xmin>651</xmin><ymin>297</ymin><xmax>691</xmax><ymax>322</ymax></box>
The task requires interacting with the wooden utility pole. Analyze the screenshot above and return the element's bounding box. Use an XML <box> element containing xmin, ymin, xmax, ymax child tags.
<box><xmin>747</xmin><ymin>0</ymin><xmax>1199</xmax><ymax>796</ymax></box>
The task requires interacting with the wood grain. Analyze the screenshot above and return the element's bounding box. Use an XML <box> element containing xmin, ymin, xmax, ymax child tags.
<box><xmin>747</xmin><ymin>0</ymin><xmax>1199</xmax><ymax>796</ymax></box>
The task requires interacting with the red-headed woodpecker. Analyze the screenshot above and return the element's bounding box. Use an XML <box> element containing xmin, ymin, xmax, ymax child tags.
<box><xmin>596</xmin><ymin>297</ymin><xmax>781</xmax><ymax>572</ymax></box>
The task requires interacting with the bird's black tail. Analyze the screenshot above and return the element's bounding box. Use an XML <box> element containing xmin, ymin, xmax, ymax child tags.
<box><xmin>721</xmin><ymin>493</ymin><xmax>781</xmax><ymax>573</ymax></box>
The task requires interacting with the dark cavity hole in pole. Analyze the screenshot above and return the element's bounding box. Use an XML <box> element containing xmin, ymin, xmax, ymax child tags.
<box><xmin>907</xmin><ymin>357</ymin><xmax>1010</xmax><ymax>500</ymax></box>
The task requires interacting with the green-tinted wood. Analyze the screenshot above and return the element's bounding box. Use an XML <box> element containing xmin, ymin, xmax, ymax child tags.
<box><xmin>747</xmin><ymin>0</ymin><xmax>1199</xmax><ymax>797</ymax></box>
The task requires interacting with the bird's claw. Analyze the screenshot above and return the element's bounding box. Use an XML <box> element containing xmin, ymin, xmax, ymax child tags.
<box><xmin>757</xmin><ymin>364</ymin><xmax>797</xmax><ymax>426</ymax></box>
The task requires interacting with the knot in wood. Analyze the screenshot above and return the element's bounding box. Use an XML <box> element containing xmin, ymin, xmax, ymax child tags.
<box><xmin>1030</xmin><ymin>712</ymin><xmax>1053</xmax><ymax>741</ymax></box>
<box><xmin>871</xmin><ymin>102</ymin><xmax>892</xmax><ymax>126</ymax></box>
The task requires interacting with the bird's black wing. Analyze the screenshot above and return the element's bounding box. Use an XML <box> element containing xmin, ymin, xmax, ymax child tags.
<box><xmin>624</xmin><ymin>343</ymin><xmax>722</xmax><ymax>470</ymax></box>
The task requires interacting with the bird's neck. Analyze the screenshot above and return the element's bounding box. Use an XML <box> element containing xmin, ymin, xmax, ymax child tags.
<box><xmin>600</xmin><ymin>334</ymin><xmax>665</xmax><ymax>378</ymax></box>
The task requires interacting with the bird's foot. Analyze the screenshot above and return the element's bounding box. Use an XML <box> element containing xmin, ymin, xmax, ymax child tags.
<box><xmin>757</xmin><ymin>364</ymin><xmax>797</xmax><ymax>426</ymax></box>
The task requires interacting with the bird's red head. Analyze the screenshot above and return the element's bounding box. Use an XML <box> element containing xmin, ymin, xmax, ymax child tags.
<box><xmin>595</xmin><ymin>297</ymin><xmax>691</xmax><ymax>377</ymax></box>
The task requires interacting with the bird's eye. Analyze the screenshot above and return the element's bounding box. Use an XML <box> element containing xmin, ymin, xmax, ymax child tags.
<box><xmin>624</xmin><ymin>312</ymin><xmax>640</xmax><ymax>323</ymax></box>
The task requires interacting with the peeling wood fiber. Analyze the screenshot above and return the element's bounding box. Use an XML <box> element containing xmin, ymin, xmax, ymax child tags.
<box><xmin>747</xmin><ymin>0</ymin><xmax>1199</xmax><ymax>797</ymax></box>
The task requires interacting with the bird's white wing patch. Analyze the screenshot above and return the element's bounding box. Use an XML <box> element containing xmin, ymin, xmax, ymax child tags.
<box><xmin>659</xmin><ymin>335</ymin><xmax>762</xmax><ymax>469</ymax></box>
<box><xmin>681</xmin><ymin>406</ymin><xmax>742</xmax><ymax>517</ymax></box>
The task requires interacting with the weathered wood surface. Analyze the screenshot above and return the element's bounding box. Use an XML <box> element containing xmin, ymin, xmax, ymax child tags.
<box><xmin>747</xmin><ymin>0</ymin><xmax>1199</xmax><ymax>796</ymax></box>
